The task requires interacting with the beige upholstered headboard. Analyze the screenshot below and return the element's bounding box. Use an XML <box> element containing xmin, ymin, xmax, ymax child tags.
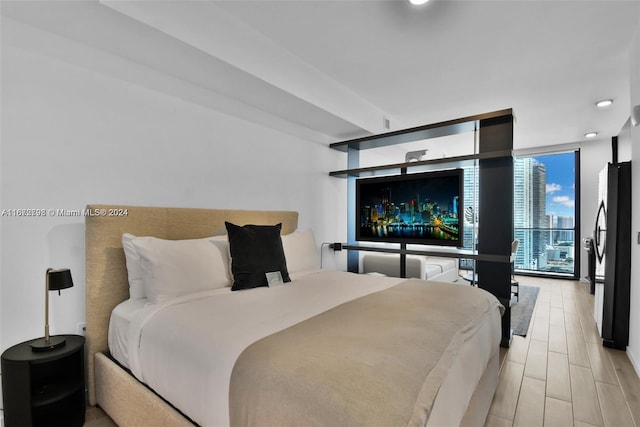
<box><xmin>84</xmin><ymin>204</ymin><xmax>299</xmax><ymax>405</ymax></box>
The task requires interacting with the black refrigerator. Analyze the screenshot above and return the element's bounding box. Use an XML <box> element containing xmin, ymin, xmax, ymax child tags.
<box><xmin>595</xmin><ymin>161</ymin><xmax>632</xmax><ymax>349</ymax></box>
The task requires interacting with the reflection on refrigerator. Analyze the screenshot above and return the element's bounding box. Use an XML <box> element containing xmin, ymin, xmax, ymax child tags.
<box><xmin>593</xmin><ymin>162</ymin><xmax>631</xmax><ymax>350</ymax></box>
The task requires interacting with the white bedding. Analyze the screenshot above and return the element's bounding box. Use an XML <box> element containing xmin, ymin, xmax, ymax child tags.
<box><xmin>108</xmin><ymin>270</ymin><xmax>500</xmax><ymax>426</ymax></box>
<box><xmin>108</xmin><ymin>297</ymin><xmax>147</xmax><ymax>370</ymax></box>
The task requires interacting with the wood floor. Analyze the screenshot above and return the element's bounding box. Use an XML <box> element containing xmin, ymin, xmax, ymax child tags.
<box><xmin>85</xmin><ymin>404</ymin><xmax>116</xmax><ymax>427</ymax></box>
<box><xmin>485</xmin><ymin>276</ymin><xmax>640</xmax><ymax>427</ymax></box>
<box><xmin>85</xmin><ymin>276</ymin><xmax>640</xmax><ymax>427</ymax></box>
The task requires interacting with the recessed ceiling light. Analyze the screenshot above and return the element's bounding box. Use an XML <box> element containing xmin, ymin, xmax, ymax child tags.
<box><xmin>596</xmin><ymin>99</ymin><xmax>613</xmax><ymax>108</ymax></box>
<box><xmin>585</xmin><ymin>132</ymin><xmax>598</xmax><ymax>138</ymax></box>
<box><xmin>409</xmin><ymin>0</ymin><xmax>429</xmax><ymax>5</ymax></box>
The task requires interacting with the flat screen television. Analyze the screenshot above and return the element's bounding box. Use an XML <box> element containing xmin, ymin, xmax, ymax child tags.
<box><xmin>356</xmin><ymin>169</ymin><xmax>464</xmax><ymax>247</ymax></box>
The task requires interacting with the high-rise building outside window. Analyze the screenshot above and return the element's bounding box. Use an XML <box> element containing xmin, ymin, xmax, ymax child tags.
<box><xmin>514</xmin><ymin>152</ymin><xmax>577</xmax><ymax>277</ymax></box>
<box><xmin>461</xmin><ymin>151</ymin><xmax>578</xmax><ymax>277</ymax></box>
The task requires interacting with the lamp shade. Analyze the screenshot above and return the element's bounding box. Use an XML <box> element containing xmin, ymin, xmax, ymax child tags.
<box><xmin>48</xmin><ymin>268</ymin><xmax>73</xmax><ymax>291</ymax></box>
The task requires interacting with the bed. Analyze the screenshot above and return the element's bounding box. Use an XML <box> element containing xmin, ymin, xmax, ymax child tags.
<box><xmin>85</xmin><ymin>204</ymin><xmax>503</xmax><ymax>427</ymax></box>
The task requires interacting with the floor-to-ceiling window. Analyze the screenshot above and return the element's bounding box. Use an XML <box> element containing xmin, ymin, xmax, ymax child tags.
<box><xmin>461</xmin><ymin>151</ymin><xmax>579</xmax><ymax>278</ymax></box>
<box><xmin>513</xmin><ymin>151</ymin><xmax>579</xmax><ymax>278</ymax></box>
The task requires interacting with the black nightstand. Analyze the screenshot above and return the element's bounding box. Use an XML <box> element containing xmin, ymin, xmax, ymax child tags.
<box><xmin>1</xmin><ymin>335</ymin><xmax>85</xmax><ymax>427</ymax></box>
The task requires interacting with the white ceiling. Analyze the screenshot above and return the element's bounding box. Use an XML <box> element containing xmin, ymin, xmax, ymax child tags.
<box><xmin>3</xmin><ymin>0</ymin><xmax>640</xmax><ymax>149</ymax></box>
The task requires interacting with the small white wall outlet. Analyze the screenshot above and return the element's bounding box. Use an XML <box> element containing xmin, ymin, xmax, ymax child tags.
<box><xmin>77</xmin><ymin>322</ymin><xmax>86</xmax><ymax>336</ymax></box>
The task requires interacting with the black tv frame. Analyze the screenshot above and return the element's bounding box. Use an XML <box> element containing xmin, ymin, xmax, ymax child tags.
<box><xmin>356</xmin><ymin>169</ymin><xmax>464</xmax><ymax>247</ymax></box>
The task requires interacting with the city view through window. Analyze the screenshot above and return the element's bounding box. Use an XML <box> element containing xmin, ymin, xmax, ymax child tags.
<box><xmin>462</xmin><ymin>152</ymin><xmax>577</xmax><ymax>277</ymax></box>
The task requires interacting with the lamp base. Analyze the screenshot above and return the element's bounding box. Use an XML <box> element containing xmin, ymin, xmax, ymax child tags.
<box><xmin>30</xmin><ymin>336</ymin><xmax>66</xmax><ymax>352</ymax></box>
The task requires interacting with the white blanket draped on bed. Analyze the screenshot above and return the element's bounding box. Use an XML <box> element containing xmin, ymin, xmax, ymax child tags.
<box><xmin>110</xmin><ymin>270</ymin><xmax>501</xmax><ymax>427</ymax></box>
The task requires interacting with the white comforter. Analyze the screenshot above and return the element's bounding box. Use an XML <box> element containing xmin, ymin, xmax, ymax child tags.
<box><xmin>114</xmin><ymin>270</ymin><xmax>405</xmax><ymax>426</ymax></box>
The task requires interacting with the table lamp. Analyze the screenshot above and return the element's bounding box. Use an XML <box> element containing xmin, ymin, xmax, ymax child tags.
<box><xmin>30</xmin><ymin>268</ymin><xmax>74</xmax><ymax>352</ymax></box>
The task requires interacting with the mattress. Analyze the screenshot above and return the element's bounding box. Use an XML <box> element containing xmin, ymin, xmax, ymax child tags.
<box><xmin>107</xmin><ymin>270</ymin><xmax>320</xmax><ymax>367</ymax></box>
<box><xmin>108</xmin><ymin>297</ymin><xmax>147</xmax><ymax>370</ymax></box>
<box><xmin>109</xmin><ymin>270</ymin><xmax>501</xmax><ymax>426</ymax></box>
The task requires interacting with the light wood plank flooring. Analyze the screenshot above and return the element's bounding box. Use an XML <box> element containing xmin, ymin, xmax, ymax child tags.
<box><xmin>85</xmin><ymin>276</ymin><xmax>640</xmax><ymax>427</ymax></box>
<box><xmin>486</xmin><ymin>276</ymin><xmax>640</xmax><ymax>427</ymax></box>
<box><xmin>85</xmin><ymin>404</ymin><xmax>116</xmax><ymax>427</ymax></box>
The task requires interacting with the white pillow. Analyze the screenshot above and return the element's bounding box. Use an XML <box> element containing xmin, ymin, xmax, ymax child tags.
<box><xmin>281</xmin><ymin>229</ymin><xmax>319</xmax><ymax>274</ymax></box>
<box><xmin>122</xmin><ymin>233</ymin><xmax>145</xmax><ymax>299</ymax></box>
<box><xmin>122</xmin><ymin>233</ymin><xmax>231</xmax><ymax>303</ymax></box>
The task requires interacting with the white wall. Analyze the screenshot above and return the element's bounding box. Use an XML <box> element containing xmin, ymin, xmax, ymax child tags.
<box><xmin>0</xmin><ymin>22</ymin><xmax>347</xmax><ymax>357</ymax></box>
<box><xmin>627</xmin><ymin>13</ymin><xmax>640</xmax><ymax>374</ymax></box>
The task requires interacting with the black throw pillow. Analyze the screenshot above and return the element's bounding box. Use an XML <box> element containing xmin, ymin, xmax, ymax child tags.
<box><xmin>225</xmin><ymin>222</ymin><xmax>291</xmax><ymax>291</ymax></box>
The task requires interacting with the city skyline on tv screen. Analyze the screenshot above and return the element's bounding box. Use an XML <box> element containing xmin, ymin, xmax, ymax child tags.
<box><xmin>357</xmin><ymin>171</ymin><xmax>462</xmax><ymax>245</ymax></box>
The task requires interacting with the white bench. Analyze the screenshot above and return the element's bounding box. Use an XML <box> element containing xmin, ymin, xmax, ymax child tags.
<box><xmin>361</xmin><ymin>253</ymin><xmax>459</xmax><ymax>282</ymax></box>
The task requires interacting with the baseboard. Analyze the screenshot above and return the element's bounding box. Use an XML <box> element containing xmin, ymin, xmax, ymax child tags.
<box><xmin>626</xmin><ymin>346</ymin><xmax>640</xmax><ymax>378</ymax></box>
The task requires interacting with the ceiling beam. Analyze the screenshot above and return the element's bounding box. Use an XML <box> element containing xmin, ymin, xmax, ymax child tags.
<box><xmin>100</xmin><ymin>0</ymin><xmax>398</xmax><ymax>135</ymax></box>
